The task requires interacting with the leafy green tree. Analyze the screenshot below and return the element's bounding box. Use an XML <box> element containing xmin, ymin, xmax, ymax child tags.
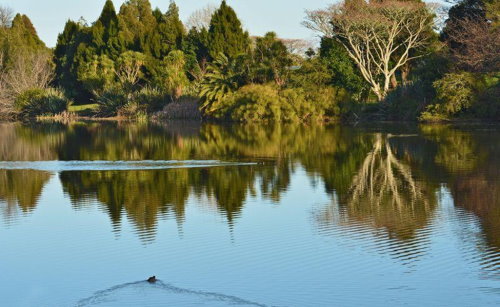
<box><xmin>207</xmin><ymin>0</ymin><xmax>250</xmax><ymax>59</ymax></box>
<box><xmin>432</xmin><ymin>72</ymin><xmax>477</xmax><ymax>115</ymax></box>
<box><xmin>146</xmin><ymin>1</ymin><xmax>185</xmax><ymax>59</ymax></box>
<box><xmin>319</xmin><ymin>37</ymin><xmax>368</xmax><ymax>99</ymax></box>
<box><xmin>116</xmin><ymin>51</ymin><xmax>146</xmax><ymax>92</ymax></box>
<box><xmin>199</xmin><ymin>54</ymin><xmax>246</xmax><ymax>114</ymax></box>
<box><xmin>54</xmin><ymin>21</ymin><xmax>82</xmax><ymax>93</ymax></box>
<box><xmin>182</xmin><ymin>27</ymin><xmax>210</xmax><ymax>83</ymax></box>
<box><xmin>160</xmin><ymin>50</ymin><xmax>189</xmax><ymax>100</ymax></box>
<box><xmin>77</xmin><ymin>54</ymin><xmax>116</xmax><ymax>95</ymax></box>
<box><xmin>9</xmin><ymin>14</ymin><xmax>46</xmax><ymax>50</ymax></box>
<box><xmin>253</xmin><ymin>32</ymin><xmax>292</xmax><ymax>86</ymax></box>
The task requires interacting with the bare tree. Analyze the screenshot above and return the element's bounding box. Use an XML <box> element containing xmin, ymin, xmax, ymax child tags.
<box><xmin>3</xmin><ymin>51</ymin><xmax>54</xmax><ymax>96</ymax></box>
<box><xmin>446</xmin><ymin>17</ymin><xmax>500</xmax><ymax>72</ymax></box>
<box><xmin>0</xmin><ymin>5</ymin><xmax>13</xmax><ymax>28</ymax></box>
<box><xmin>185</xmin><ymin>4</ymin><xmax>217</xmax><ymax>30</ymax></box>
<box><xmin>281</xmin><ymin>38</ymin><xmax>314</xmax><ymax>56</ymax></box>
<box><xmin>304</xmin><ymin>1</ymin><xmax>434</xmax><ymax>100</ymax></box>
<box><xmin>0</xmin><ymin>52</ymin><xmax>14</xmax><ymax>117</ymax></box>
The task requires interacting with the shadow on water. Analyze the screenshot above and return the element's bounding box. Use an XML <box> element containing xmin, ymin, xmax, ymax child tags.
<box><xmin>76</xmin><ymin>279</ymin><xmax>268</xmax><ymax>307</ymax></box>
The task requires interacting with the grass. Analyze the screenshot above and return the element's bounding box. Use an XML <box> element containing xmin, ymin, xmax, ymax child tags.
<box><xmin>68</xmin><ymin>103</ymin><xmax>98</xmax><ymax>116</ymax></box>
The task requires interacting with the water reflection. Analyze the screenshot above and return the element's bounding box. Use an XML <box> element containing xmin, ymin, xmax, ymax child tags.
<box><xmin>0</xmin><ymin>122</ymin><xmax>499</xmax><ymax>263</ymax></box>
<box><xmin>0</xmin><ymin>169</ymin><xmax>52</xmax><ymax>222</ymax></box>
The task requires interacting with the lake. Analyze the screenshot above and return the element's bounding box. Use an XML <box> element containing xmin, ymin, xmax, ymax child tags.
<box><xmin>1</xmin><ymin>121</ymin><xmax>499</xmax><ymax>306</ymax></box>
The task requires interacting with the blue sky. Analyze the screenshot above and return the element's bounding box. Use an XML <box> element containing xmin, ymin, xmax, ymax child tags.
<box><xmin>2</xmin><ymin>0</ymin><xmax>333</xmax><ymax>47</ymax></box>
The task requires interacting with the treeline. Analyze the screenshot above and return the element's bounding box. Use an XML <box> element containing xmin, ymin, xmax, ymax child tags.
<box><xmin>0</xmin><ymin>0</ymin><xmax>498</xmax><ymax>121</ymax></box>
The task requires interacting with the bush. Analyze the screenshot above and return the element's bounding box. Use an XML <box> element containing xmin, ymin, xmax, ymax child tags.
<box><xmin>281</xmin><ymin>87</ymin><xmax>341</xmax><ymax>121</ymax></box>
<box><xmin>472</xmin><ymin>75</ymin><xmax>500</xmax><ymax>120</ymax></box>
<box><xmin>96</xmin><ymin>86</ymin><xmax>171</xmax><ymax>118</ymax></box>
<box><xmin>381</xmin><ymin>80</ymin><xmax>434</xmax><ymax>121</ymax></box>
<box><xmin>419</xmin><ymin>72</ymin><xmax>500</xmax><ymax>121</ymax></box>
<box><xmin>95</xmin><ymin>88</ymin><xmax>128</xmax><ymax>117</ymax></box>
<box><xmin>218</xmin><ymin>84</ymin><xmax>289</xmax><ymax>122</ymax></box>
<box><xmin>433</xmin><ymin>72</ymin><xmax>476</xmax><ymax>115</ymax></box>
<box><xmin>211</xmin><ymin>84</ymin><xmax>342</xmax><ymax>122</ymax></box>
<box><xmin>134</xmin><ymin>86</ymin><xmax>168</xmax><ymax>113</ymax></box>
<box><xmin>14</xmin><ymin>88</ymin><xmax>71</xmax><ymax>116</ymax></box>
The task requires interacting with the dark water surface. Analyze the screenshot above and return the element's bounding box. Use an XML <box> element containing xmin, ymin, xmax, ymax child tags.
<box><xmin>1</xmin><ymin>121</ymin><xmax>499</xmax><ymax>306</ymax></box>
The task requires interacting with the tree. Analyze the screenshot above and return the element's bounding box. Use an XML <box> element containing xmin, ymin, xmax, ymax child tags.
<box><xmin>160</xmin><ymin>50</ymin><xmax>189</xmax><ymax>100</ymax></box>
<box><xmin>0</xmin><ymin>5</ymin><xmax>13</xmax><ymax>28</ymax></box>
<box><xmin>281</xmin><ymin>39</ymin><xmax>313</xmax><ymax>56</ymax></box>
<box><xmin>5</xmin><ymin>14</ymin><xmax>47</xmax><ymax>61</ymax></box>
<box><xmin>118</xmin><ymin>0</ymin><xmax>157</xmax><ymax>50</ymax></box>
<box><xmin>77</xmin><ymin>54</ymin><xmax>116</xmax><ymax>95</ymax></box>
<box><xmin>161</xmin><ymin>1</ymin><xmax>185</xmax><ymax>52</ymax></box>
<box><xmin>304</xmin><ymin>0</ymin><xmax>435</xmax><ymax>100</ymax></box>
<box><xmin>443</xmin><ymin>0</ymin><xmax>500</xmax><ymax>72</ymax></box>
<box><xmin>207</xmin><ymin>1</ymin><xmax>250</xmax><ymax>59</ymax></box>
<box><xmin>146</xmin><ymin>1</ymin><xmax>185</xmax><ymax>59</ymax></box>
<box><xmin>116</xmin><ymin>51</ymin><xmax>146</xmax><ymax>91</ymax></box>
<box><xmin>445</xmin><ymin>17</ymin><xmax>499</xmax><ymax>72</ymax></box>
<box><xmin>94</xmin><ymin>0</ymin><xmax>123</xmax><ymax>58</ymax></box>
<box><xmin>199</xmin><ymin>54</ymin><xmax>243</xmax><ymax>113</ymax></box>
<box><xmin>182</xmin><ymin>27</ymin><xmax>210</xmax><ymax>85</ymax></box>
<box><xmin>185</xmin><ymin>4</ymin><xmax>217</xmax><ymax>30</ymax></box>
<box><xmin>253</xmin><ymin>32</ymin><xmax>292</xmax><ymax>86</ymax></box>
<box><xmin>319</xmin><ymin>37</ymin><xmax>368</xmax><ymax>97</ymax></box>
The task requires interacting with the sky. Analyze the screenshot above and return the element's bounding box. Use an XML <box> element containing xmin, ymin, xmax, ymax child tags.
<box><xmin>2</xmin><ymin>0</ymin><xmax>333</xmax><ymax>47</ymax></box>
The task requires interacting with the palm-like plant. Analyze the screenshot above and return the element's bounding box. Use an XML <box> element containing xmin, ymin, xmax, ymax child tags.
<box><xmin>199</xmin><ymin>53</ymin><xmax>242</xmax><ymax>114</ymax></box>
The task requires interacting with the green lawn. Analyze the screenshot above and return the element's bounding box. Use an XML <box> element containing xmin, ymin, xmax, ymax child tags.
<box><xmin>68</xmin><ymin>104</ymin><xmax>98</xmax><ymax>116</ymax></box>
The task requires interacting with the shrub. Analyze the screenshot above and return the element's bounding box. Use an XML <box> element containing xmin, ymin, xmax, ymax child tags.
<box><xmin>210</xmin><ymin>84</ymin><xmax>343</xmax><ymax>122</ymax></box>
<box><xmin>14</xmin><ymin>88</ymin><xmax>70</xmax><ymax>116</ymax></box>
<box><xmin>135</xmin><ymin>86</ymin><xmax>168</xmax><ymax>113</ymax></box>
<box><xmin>220</xmin><ymin>84</ymin><xmax>289</xmax><ymax>122</ymax></box>
<box><xmin>472</xmin><ymin>79</ymin><xmax>500</xmax><ymax>120</ymax></box>
<box><xmin>95</xmin><ymin>88</ymin><xmax>127</xmax><ymax>117</ymax></box>
<box><xmin>419</xmin><ymin>72</ymin><xmax>500</xmax><ymax>121</ymax></box>
<box><xmin>433</xmin><ymin>72</ymin><xmax>477</xmax><ymax>115</ymax></box>
<box><xmin>96</xmin><ymin>86</ymin><xmax>172</xmax><ymax>118</ymax></box>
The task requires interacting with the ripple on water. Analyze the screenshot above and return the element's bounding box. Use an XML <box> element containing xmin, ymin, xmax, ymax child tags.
<box><xmin>0</xmin><ymin>160</ymin><xmax>257</xmax><ymax>172</ymax></box>
<box><xmin>76</xmin><ymin>280</ymin><xmax>268</xmax><ymax>307</ymax></box>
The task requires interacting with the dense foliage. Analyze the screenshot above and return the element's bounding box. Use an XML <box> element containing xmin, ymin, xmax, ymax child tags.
<box><xmin>0</xmin><ymin>0</ymin><xmax>498</xmax><ymax>121</ymax></box>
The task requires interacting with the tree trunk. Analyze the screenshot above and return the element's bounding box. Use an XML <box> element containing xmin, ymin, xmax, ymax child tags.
<box><xmin>373</xmin><ymin>85</ymin><xmax>384</xmax><ymax>101</ymax></box>
<box><xmin>390</xmin><ymin>74</ymin><xmax>398</xmax><ymax>89</ymax></box>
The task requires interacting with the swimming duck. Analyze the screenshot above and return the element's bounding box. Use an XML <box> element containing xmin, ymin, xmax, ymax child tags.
<box><xmin>147</xmin><ymin>276</ymin><xmax>157</xmax><ymax>283</ymax></box>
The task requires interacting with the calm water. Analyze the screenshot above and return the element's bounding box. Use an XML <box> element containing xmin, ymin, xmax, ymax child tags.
<box><xmin>1</xmin><ymin>121</ymin><xmax>499</xmax><ymax>306</ymax></box>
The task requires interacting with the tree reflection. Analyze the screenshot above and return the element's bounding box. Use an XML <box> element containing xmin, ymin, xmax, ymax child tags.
<box><xmin>0</xmin><ymin>122</ymin><xmax>66</xmax><ymax>161</ymax></box>
<box><xmin>313</xmin><ymin>133</ymin><xmax>439</xmax><ymax>263</ymax></box>
<box><xmin>0</xmin><ymin>121</ymin><xmax>499</xmax><ymax>252</ymax></box>
<box><xmin>0</xmin><ymin>170</ymin><xmax>51</xmax><ymax>221</ymax></box>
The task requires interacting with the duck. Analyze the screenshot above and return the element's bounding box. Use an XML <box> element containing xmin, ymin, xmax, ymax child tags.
<box><xmin>147</xmin><ymin>276</ymin><xmax>157</xmax><ymax>283</ymax></box>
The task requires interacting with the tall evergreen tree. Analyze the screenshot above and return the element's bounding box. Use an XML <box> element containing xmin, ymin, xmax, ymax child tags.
<box><xmin>9</xmin><ymin>14</ymin><xmax>46</xmax><ymax>51</ymax></box>
<box><xmin>163</xmin><ymin>1</ymin><xmax>185</xmax><ymax>51</ymax></box>
<box><xmin>147</xmin><ymin>1</ymin><xmax>185</xmax><ymax>58</ymax></box>
<box><xmin>118</xmin><ymin>0</ymin><xmax>156</xmax><ymax>51</ymax></box>
<box><xmin>207</xmin><ymin>1</ymin><xmax>249</xmax><ymax>59</ymax></box>
<box><xmin>94</xmin><ymin>0</ymin><xmax>123</xmax><ymax>58</ymax></box>
<box><xmin>54</xmin><ymin>20</ymin><xmax>83</xmax><ymax>95</ymax></box>
<box><xmin>2</xmin><ymin>14</ymin><xmax>47</xmax><ymax>68</ymax></box>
